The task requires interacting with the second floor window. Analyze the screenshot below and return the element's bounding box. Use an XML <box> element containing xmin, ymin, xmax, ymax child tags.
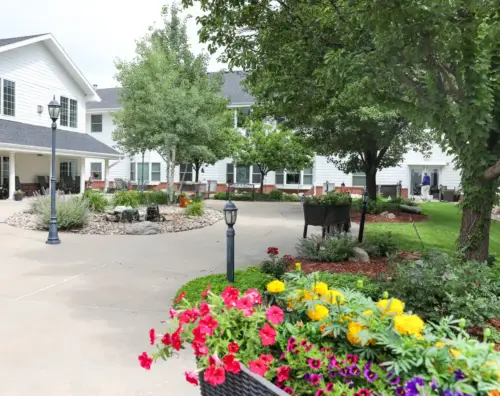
<box><xmin>3</xmin><ymin>80</ymin><xmax>15</xmax><ymax>116</ymax></box>
<box><xmin>91</xmin><ymin>114</ymin><xmax>102</xmax><ymax>132</ymax></box>
<box><xmin>60</xmin><ymin>97</ymin><xmax>68</xmax><ymax>126</ymax></box>
<box><xmin>70</xmin><ymin>99</ymin><xmax>78</xmax><ymax>128</ymax></box>
<box><xmin>60</xmin><ymin>96</ymin><xmax>78</xmax><ymax>127</ymax></box>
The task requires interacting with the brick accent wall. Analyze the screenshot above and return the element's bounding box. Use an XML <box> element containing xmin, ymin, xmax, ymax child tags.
<box><xmin>20</xmin><ymin>183</ymin><xmax>41</xmax><ymax>197</ymax></box>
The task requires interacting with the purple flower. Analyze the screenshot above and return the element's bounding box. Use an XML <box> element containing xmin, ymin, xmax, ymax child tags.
<box><xmin>405</xmin><ymin>377</ymin><xmax>424</xmax><ymax>395</ymax></box>
<box><xmin>303</xmin><ymin>373</ymin><xmax>310</xmax><ymax>381</ymax></box>
<box><xmin>386</xmin><ymin>371</ymin><xmax>401</xmax><ymax>387</ymax></box>
<box><xmin>440</xmin><ymin>391</ymin><xmax>454</xmax><ymax>396</ymax></box>
<box><xmin>363</xmin><ymin>361</ymin><xmax>372</xmax><ymax>371</ymax></box>
<box><xmin>329</xmin><ymin>357</ymin><xmax>340</xmax><ymax>370</ymax></box>
<box><xmin>349</xmin><ymin>365</ymin><xmax>361</xmax><ymax>376</ymax></box>
<box><xmin>339</xmin><ymin>367</ymin><xmax>350</xmax><ymax>377</ymax></box>
<box><xmin>454</xmin><ymin>369</ymin><xmax>466</xmax><ymax>381</ymax></box>
<box><xmin>345</xmin><ymin>354</ymin><xmax>359</xmax><ymax>365</ymax></box>
<box><xmin>431</xmin><ymin>377</ymin><xmax>438</xmax><ymax>391</ymax></box>
<box><xmin>309</xmin><ymin>374</ymin><xmax>322</xmax><ymax>386</ymax></box>
<box><xmin>308</xmin><ymin>358</ymin><xmax>322</xmax><ymax>370</ymax></box>
<box><xmin>329</xmin><ymin>370</ymin><xmax>338</xmax><ymax>379</ymax></box>
<box><xmin>395</xmin><ymin>386</ymin><xmax>406</xmax><ymax>395</ymax></box>
<box><xmin>364</xmin><ymin>370</ymin><xmax>379</xmax><ymax>382</ymax></box>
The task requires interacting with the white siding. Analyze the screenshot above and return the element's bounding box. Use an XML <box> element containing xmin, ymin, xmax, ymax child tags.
<box><xmin>0</xmin><ymin>42</ymin><xmax>87</xmax><ymax>132</ymax></box>
<box><xmin>15</xmin><ymin>153</ymin><xmax>50</xmax><ymax>183</ymax></box>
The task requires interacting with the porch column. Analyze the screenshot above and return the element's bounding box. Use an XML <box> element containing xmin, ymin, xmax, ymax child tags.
<box><xmin>80</xmin><ymin>158</ymin><xmax>86</xmax><ymax>193</ymax></box>
<box><xmin>104</xmin><ymin>159</ymin><xmax>109</xmax><ymax>191</ymax></box>
<box><xmin>8</xmin><ymin>152</ymin><xmax>15</xmax><ymax>200</ymax></box>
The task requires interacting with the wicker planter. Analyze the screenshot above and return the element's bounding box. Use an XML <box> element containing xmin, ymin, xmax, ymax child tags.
<box><xmin>199</xmin><ymin>365</ymin><xmax>289</xmax><ymax>396</ymax></box>
<box><xmin>303</xmin><ymin>203</ymin><xmax>351</xmax><ymax>238</ymax></box>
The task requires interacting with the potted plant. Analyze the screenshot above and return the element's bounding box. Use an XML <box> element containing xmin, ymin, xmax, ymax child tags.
<box><xmin>302</xmin><ymin>191</ymin><xmax>352</xmax><ymax>237</ymax></box>
<box><xmin>179</xmin><ymin>192</ymin><xmax>190</xmax><ymax>208</ymax></box>
<box><xmin>14</xmin><ymin>190</ymin><xmax>23</xmax><ymax>201</ymax></box>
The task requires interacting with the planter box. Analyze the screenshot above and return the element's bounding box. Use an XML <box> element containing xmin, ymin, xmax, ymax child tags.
<box><xmin>199</xmin><ymin>365</ymin><xmax>289</xmax><ymax>396</ymax></box>
<box><xmin>303</xmin><ymin>203</ymin><xmax>351</xmax><ymax>238</ymax></box>
<box><xmin>14</xmin><ymin>194</ymin><xmax>23</xmax><ymax>201</ymax></box>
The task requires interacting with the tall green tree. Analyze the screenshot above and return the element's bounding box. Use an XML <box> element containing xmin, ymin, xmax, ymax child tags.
<box><xmin>182</xmin><ymin>0</ymin><xmax>500</xmax><ymax>260</ymax></box>
<box><xmin>235</xmin><ymin>121</ymin><xmax>313</xmax><ymax>193</ymax></box>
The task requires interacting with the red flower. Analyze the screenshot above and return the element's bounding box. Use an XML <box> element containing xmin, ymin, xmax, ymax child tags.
<box><xmin>185</xmin><ymin>371</ymin><xmax>199</xmax><ymax>386</ymax></box>
<box><xmin>179</xmin><ymin>309</ymin><xmax>198</xmax><ymax>324</ymax></box>
<box><xmin>175</xmin><ymin>291</ymin><xmax>186</xmax><ymax>304</ymax></box>
<box><xmin>169</xmin><ymin>308</ymin><xmax>179</xmax><ymax>319</ymax></box>
<box><xmin>244</xmin><ymin>288</ymin><xmax>262</xmax><ymax>305</ymax></box>
<box><xmin>208</xmin><ymin>354</ymin><xmax>223</xmax><ymax>367</ymax></box>
<box><xmin>266</xmin><ymin>306</ymin><xmax>285</xmax><ymax>325</ymax></box>
<box><xmin>282</xmin><ymin>254</ymin><xmax>294</xmax><ymax>262</ymax></box>
<box><xmin>192</xmin><ymin>341</ymin><xmax>209</xmax><ymax>356</ymax></box>
<box><xmin>202</xmin><ymin>284</ymin><xmax>211</xmax><ymax>299</ymax></box>
<box><xmin>277</xmin><ymin>366</ymin><xmax>291</xmax><ymax>382</ymax></box>
<box><xmin>171</xmin><ymin>329</ymin><xmax>182</xmax><ymax>351</ymax></box>
<box><xmin>228</xmin><ymin>341</ymin><xmax>240</xmax><ymax>354</ymax></box>
<box><xmin>199</xmin><ymin>301</ymin><xmax>210</xmax><ymax>317</ymax></box>
<box><xmin>248</xmin><ymin>359</ymin><xmax>269</xmax><ymax>376</ymax></box>
<box><xmin>204</xmin><ymin>365</ymin><xmax>226</xmax><ymax>386</ymax></box>
<box><xmin>222</xmin><ymin>354</ymin><xmax>241</xmax><ymax>374</ymax></box>
<box><xmin>221</xmin><ymin>286</ymin><xmax>240</xmax><ymax>308</ymax></box>
<box><xmin>192</xmin><ymin>327</ymin><xmax>207</xmax><ymax>344</ymax></box>
<box><xmin>260</xmin><ymin>354</ymin><xmax>274</xmax><ymax>364</ymax></box>
<box><xmin>161</xmin><ymin>333</ymin><xmax>171</xmax><ymax>346</ymax></box>
<box><xmin>283</xmin><ymin>387</ymin><xmax>293</xmax><ymax>395</ymax></box>
<box><xmin>236</xmin><ymin>297</ymin><xmax>254</xmax><ymax>317</ymax></box>
<box><xmin>267</xmin><ymin>247</ymin><xmax>279</xmax><ymax>256</ymax></box>
<box><xmin>138</xmin><ymin>352</ymin><xmax>153</xmax><ymax>370</ymax></box>
<box><xmin>259</xmin><ymin>323</ymin><xmax>277</xmax><ymax>346</ymax></box>
<box><xmin>149</xmin><ymin>328</ymin><xmax>156</xmax><ymax>345</ymax></box>
<box><xmin>199</xmin><ymin>315</ymin><xmax>219</xmax><ymax>336</ymax></box>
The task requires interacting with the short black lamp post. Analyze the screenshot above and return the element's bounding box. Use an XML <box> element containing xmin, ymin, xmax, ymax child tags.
<box><xmin>224</xmin><ymin>200</ymin><xmax>238</xmax><ymax>282</ymax></box>
<box><xmin>358</xmin><ymin>191</ymin><xmax>369</xmax><ymax>243</ymax></box>
<box><xmin>46</xmin><ymin>96</ymin><xmax>61</xmax><ymax>245</ymax></box>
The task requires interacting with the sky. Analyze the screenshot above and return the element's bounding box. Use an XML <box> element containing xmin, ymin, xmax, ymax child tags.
<box><xmin>0</xmin><ymin>0</ymin><xmax>227</xmax><ymax>88</ymax></box>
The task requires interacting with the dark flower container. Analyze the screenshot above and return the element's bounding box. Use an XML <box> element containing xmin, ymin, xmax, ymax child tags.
<box><xmin>199</xmin><ymin>365</ymin><xmax>289</xmax><ymax>396</ymax></box>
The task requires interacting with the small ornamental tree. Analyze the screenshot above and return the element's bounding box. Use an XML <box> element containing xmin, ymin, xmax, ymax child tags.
<box><xmin>235</xmin><ymin>121</ymin><xmax>314</xmax><ymax>193</ymax></box>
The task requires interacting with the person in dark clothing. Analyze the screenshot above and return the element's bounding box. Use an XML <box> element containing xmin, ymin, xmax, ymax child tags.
<box><xmin>422</xmin><ymin>173</ymin><xmax>431</xmax><ymax>199</ymax></box>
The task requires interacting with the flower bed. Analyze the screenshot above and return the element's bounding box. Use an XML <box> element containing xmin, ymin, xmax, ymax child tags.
<box><xmin>140</xmin><ymin>270</ymin><xmax>500</xmax><ymax>395</ymax></box>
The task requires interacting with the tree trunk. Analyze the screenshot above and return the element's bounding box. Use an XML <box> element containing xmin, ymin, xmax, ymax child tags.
<box><xmin>260</xmin><ymin>171</ymin><xmax>265</xmax><ymax>194</ymax></box>
<box><xmin>458</xmin><ymin>179</ymin><xmax>496</xmax><ymax>261</ymax></box>
<box><xmin>166</xmin><ymin>145</ymin><xmax>176</xmax><ymax>204</ymax></box>
<box><xmin>194</xmin><ymin>161</ymin><xmax>201</xmax><ymax>183</ymax></box>
<box><xmin>365</xmin><ymin>168</ymin><xmax>378</xmax><ymax>200</ymax></box>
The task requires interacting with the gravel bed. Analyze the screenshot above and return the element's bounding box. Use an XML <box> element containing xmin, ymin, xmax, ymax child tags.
<box><xmin>5</xmin><ymin>206</ymin><xmax>223</xmax><ymax>235</ymax></box>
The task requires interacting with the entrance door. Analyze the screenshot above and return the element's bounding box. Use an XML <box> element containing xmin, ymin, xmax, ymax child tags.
<box><xmin>410</xmin><ymin>167</ymin><xmax>423</xmax><ymax>195</ymax></box>
<box><xmin>0</xmin><ymin>156</ymin><xmax>9</xmax><ymax>186</ymax></box>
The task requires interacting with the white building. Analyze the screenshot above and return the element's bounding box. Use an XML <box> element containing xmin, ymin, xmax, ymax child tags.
<box><xmin>0</xmin><ymin>33</ymin><xmax>120</xmax><ymax>199</ymax></box>
<box><xmin>86</xmin><ymin>72</ymin><xmax>461</xmax><ymax>198</ymax></box>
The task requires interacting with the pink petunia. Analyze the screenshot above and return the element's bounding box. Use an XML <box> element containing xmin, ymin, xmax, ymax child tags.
<box><xmin>184</xmin><ymin>371</ymin><xmax>199</xmax><ymax>386</ymax></box>
<box><xmin>266</xmin><ymin>306</ymin><xmax>285</xmax><ymax>325</ymax></box>
<box><xmin>236</xmin><ymin>297</ymin><xmax>254</xmax><ymax>317</ymax></box>
<box><xmin>244</xmin><ymin>288</ymin><xmax>262</xmax><ymax>305</ymax></box>
<box><xmin>248</xmin><ymin>359</ymin><xmax>269</xmax><ymax>376</ymax></box>
<box><xmin>259</xmin><ymin>323</ymin><xmax>277</xmax><ymax>346</ymax></box>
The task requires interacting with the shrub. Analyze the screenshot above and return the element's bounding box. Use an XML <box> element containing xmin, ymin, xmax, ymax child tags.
<box><xmin>139</xmin><ymin>191</ymin><xmax>168</xmax><ymax>205</ymax></box>
<box><xmin>268</xmin><ymin>190</ymin><xmax>284</xmax><ymax>201</ymax></box>
<box><xmin>186</xmin><ymin>201</ymin><xmax>204</xmax><ymax>217</ymax></box>
<box><xmin>296</xmin><ymin>235</ymin><xmax>356</xmax><ymax>262</ymax></box>
<box><xmin>390</xmin><ymin>197</ymin><xmax>417</xmax><ymax>206</ymax></box>
<box><xmin>304</xmin><ymin>191</ymin><xmax>351</xmax><ymax>206</ymax></box>
<box><xmin>113</xmin><ymin>191</ymin><xmax>140</xmax><ymax>208</ymax></box>
<box><xmin>31</xmin><ymin>194</ymin><xmax>90</xmax><ymax>230</ymax></box>
<box><xmin>377</xmin><ymin>251</ymin><xmax>500</xmax><ymax>325</ymax></box>
<box><xmin>361</xmin><ymin>231</ymin><xmax>398</xmax><ymax>258</ymax></box>
<box><xmin>283</xmin><ymin>193</ymin><xmax>301</xmax><ymax>202</ymax></box>
<box><xmin>83</xmin><ymin>190</ymin><xmax>108</xmax><ymax>212</ymax></box>
<box><xmin>260</xmin><ymin>247</ymin><xmax>293</xmax><ymax>279</ymax></box>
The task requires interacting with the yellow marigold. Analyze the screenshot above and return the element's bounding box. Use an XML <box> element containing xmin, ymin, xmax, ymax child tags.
<box><xmin>319</xmin><ymin>323</ymin><xmax>335</xmax><ymax>338</ymax></box>
<box><xmin>308</xmin><ymin>304</ymin><xmax>329</xmax><ymax>321</ymax></box>
<box><xmin>324</xmin><ymin>289</ymin><xmax>345</xmax><ymax>305</ymax></box>
<box><xmin>362</xmin><ymin>310</ymin><xmax>373</xmax><ymax>317</ymax></box>
<box><xmin>376</xmin><ymin>298</ymin><xmax>405</xmax><ymax>316</ymax></box>
<box><xmin>295</xmin><ymin>262</ymin><xmax>302</xmax><ymax>271</ymax></box>
<box><xmin>488</xmin><ymin>391</ymin><xmax>500</xmax><ymax>396</ymax></box>
<box><xmin>267</xmin><ymin>280</ymin><xmax>285</xmax><ymax>294</ymax></box>
<box><xmin>394</xmin><ymin>314</ymin><xmax>424</xmax><ymax>336</ymax></box>
<box><xmin>312</xmin><ymin>282</ymin><xmax>329</xmax><ymax>296</ymax></box>
<box><xmin>436</xmin><ymin>341</ymin><xmax>462</xmax><ymax>359</ymax></box>
<box><xmin>346</xmin><ymin>321</ymin><xmax>375</xmax><ymax>346</ymax></box>
<box><xmin>338</xmin><ymin>314</ymin><xmax>353</xmax><ymax>323</ymax></box>
<box><xmin>302</xmin><ymin>290</ymin><xmax>317</xmax><ymax>301</ymax></box>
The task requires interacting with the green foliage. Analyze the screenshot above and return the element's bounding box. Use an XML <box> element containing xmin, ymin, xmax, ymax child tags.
<box><xmin>314</xmin><ymin>272</ymin><xmax>381</xmax><ymax>300</ymax></box>
<box><xmin>361</xmin><ymin>232</ymin><xmax>398</xmax><ymax>258</ymax></box>
<box><xmin>83</xmin><ymin>190</ymin><xmax>108</xmax><ymax>212</ymax></box>
<box><xmin>186</xmin><ymin>201</ymin><xmax>204</xmax><ymax>217</ymax></box>
<box><xmin>377</xmin><ymin>251</ymin><xmax>500</xmax><ymax>325</ymax></box>
<box><xmin>296</xmin><ymin>235</ymin><xmax>356</xmax><ymax>262</ymax></box>
<box><xmin>31</xmin><ymin>194</ymin><xmax>90</xmax><ymax>230</ymax></box>
<box><xmin>304</xmin><ymin>191</ymin><xmax>351</xmax><ymax>206</ymax></box>
<box><xmin>113</xmin><ymin>191</ymin><xmax>140</xmax><ymax>208</ymax></box>
<box><xmin>139</xmin><ymin>191</ymin><xmax>168</xmax><ymax>205</ymax></box>
<box><xmin>268</xmin><ymin>189</ymin><xmax>284</xmax><ymax>201</ymax></box>
<box><xmin>212</xmin><ymin>191</ymin><xmax>301</xmax><ymax>202</ymax></box>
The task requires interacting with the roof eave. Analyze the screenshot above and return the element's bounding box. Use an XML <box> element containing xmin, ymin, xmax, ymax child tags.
<box><xmin>0</xmin><ymin>142</ymin><xmax>122</xmax><ymax>159</ymax></box>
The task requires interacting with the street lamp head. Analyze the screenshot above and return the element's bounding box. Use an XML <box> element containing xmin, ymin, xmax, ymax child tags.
<box><xmin>48</xmin><ymin>96</ymin><xmax>61</xmax><ymax>122</ymax></box>
<box><xmin>223</xmin><ymin>199</ymin><xmax>238</xmax><ymax>226</ymax></box>
<box><xmin>362</xmin><ymin>191</ymin><xmax>369</xmax><ymax>203</ymax></box>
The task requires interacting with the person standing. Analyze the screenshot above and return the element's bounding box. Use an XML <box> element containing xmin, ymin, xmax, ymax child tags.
<box><xmin>421</xmin><ymin>172</ymin><xmax>431</xmax><ymax>200</ymax></box>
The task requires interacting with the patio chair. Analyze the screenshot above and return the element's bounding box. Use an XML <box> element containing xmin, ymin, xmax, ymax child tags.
<box><xmin>37</xmin><ymin>175</ymin><xmax>50</xmax><ymax>195</ymax></box>
<box><xmin>442</xmin><ymin>188</ymin><xmax>456</xmax><ymax>202</ymax></box>
<box><xmin>15</xmin><ymin>176</ymin><xmax>22</xmax><ymax>191</ymax></box>
<box><xmin>62</xmin><ymin>175</ymin><xmax>76</xmax><ymax>194</ymax></box>
<box><xmin>75</xmin><ymin>176</ymin><xmax>81</xmax><ymax>193</ymax></box>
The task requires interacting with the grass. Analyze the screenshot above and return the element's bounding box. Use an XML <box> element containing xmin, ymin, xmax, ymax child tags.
<box><xmin>364</xmin><ymin>202</ymin><xmax>500</xmax><ymax>256</ymax></box>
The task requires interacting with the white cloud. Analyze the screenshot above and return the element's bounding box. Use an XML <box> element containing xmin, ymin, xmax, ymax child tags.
<box><xmin>0</xmin><ymin>0</ymin><xmax>227</xmax><ymax>87</ymax></box>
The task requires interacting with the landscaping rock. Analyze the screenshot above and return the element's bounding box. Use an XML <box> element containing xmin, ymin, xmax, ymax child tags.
<box><xmin>113</xmin><ymin>205</ymin><xmax>133</xmax><ymax>214</ymax></box>
<box><xmin>138</xmin><ymin>209</ymin><xmax>147</xmax><ymax>222</ymax></box>
<box><xmin>380</xmin><ymin>211</ymin><xmax>390</xmax><ymax>217</ymax></box>
<box><xmin>400</xmin><ymin>204</ymin><xmax>422</xmax><ymax>214</ymax></box>
<box><xmin>349</xmin><ymin>247</ymin><xmax>370</xmax><ymax>263</ymax></box>
<box><xmin>105</xmin><ymin>214</ymin><xmax>119</xmax><ymax>222</ymax></box>
<box><xmin>124</xmin><ymin>221</ymin><xmax>161</xmax><ymax>235</ymax></box>
<box><xmin>387</xmin><ymin>213</ymin><xmax>396</xmax><ymax>219</ymax></box>
<box><xmin>120</xmin><ymin>209</ymin><xmax>139</xmax><ymax>222</ymax></box>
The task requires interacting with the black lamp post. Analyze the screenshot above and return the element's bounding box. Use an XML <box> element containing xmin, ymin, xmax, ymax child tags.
<box><xmin>46</xmin><ymin>96</ymin><xmax>61</xmax><ymax>245</ymax></box>
<box><xmin>223</xmin><ymin>200</ymin><xmax>238</xmax><ymax>282</ymax></box>
<box><xmin>358</xmin><ymin>191</ymin><xmax>369</xmax><ymax>243</ymax></box>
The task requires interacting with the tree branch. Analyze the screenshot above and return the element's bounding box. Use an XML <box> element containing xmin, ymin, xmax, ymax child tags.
<box><xmin>375</xmin><ymin>147</ymin><xmax>389</xmax><ymax>165</ymax></box>
<box><xmin>484</xmin><ymin>159</ymin><xmax>500</xmax><ymax>181</ymax></box>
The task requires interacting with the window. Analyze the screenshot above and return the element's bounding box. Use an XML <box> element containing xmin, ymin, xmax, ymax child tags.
<box><xmin>90</xmin><ymin>163</ymin><xmax>102</xmax><ymax>180</ymax></box>
<box><xmin>91</xmin><ymin>114</ymin><xmax>102</xmax><ymax>132</ymax></box>
<box><xmin>303</xmin><ymin>168</ymin><xmax>313</xmax><ymax>185</ymax></box>
<box><xmin>137</xmin><ymin>163</ymin><xmax>149</xmax><ymax>184</ymax></box>
<box><xmin>431</xmin><ymin>168</ymin><xmax>439</xmax><ymax>187</ymax></box>
<box><xmin>130</xmin><ymin>162</ymin><xmax>135</xmax><ymax>181</ymax></box>
<box><xmin>236</xmin><ymin>107</ymin><xmax>251</xmax><ymax>127</ymax></box>
<box><xmin>1</xmin><ymin>156</ymin><xmax>9</xmax><ymax>186</ymax></box>
<box><xmin>352</xmin><ymin>172</ymin><xmax>366</xmax><ymax>186</ymax></box>
<box><xmin>275</xmin><ymin>169</ymin><xmax>284</xmax><ymax>185</ymax></box>
<box><xmin>226</xmin><ymin>163</ymin><xmax>234</xmax><ymax>183</ymax></box>
<box><xmin>3</xmin><ymin>80</ymin><xmax>15</xmax><ymax>116</ymax></box>
<box><xmin>60</xmin><ymin>97</ymin><xmax>68</xmax><ymax>126</ymax></box>
<box><xmin>236</xmin><ymin>166</ymin><xmax>250</xmax><ymax>184</ymax></box>
<box><xmin>252</xmin><ymin>165</ymin><xmax>261</xmax><ymax>184</ymax></box>
<box><xmin>70</xmin><ymin>99</ymin><xmax>78</xmax><ymax>128</ymax></box>
<box><xmin>286</xmin><ymin>171</ymin><xmax>300</xmax><ymax>184</ymax></box>
<box><xmin>180</xmin><ymin>164</ymin><xmax>193</xmax><ymax>182</ymax></box>
<box><xmin>59</xmin><ymin>160</ymin><xmax>76</xmax><ymax>179</ymax></box>
<box><xmin>151</xmin><ymin>163</ymin><xmax>161</xmax><ymax>182</ymax></box>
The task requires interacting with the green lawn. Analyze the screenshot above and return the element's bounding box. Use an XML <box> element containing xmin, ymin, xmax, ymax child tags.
<box><xmin>364</xmin><ymin>202</ymin><xmax>500</xmax><ymax>256</ymax></box>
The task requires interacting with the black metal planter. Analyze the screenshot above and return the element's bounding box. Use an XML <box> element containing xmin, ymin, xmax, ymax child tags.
<box><xmin>303</xmin><ymin>203</ymin><xmax>351</xmax><ymax>238</ymax></box>
<box><xmin>199</xmin><ymin>365</ymin><xmax>289</xmax><ymax>396</ymax></box>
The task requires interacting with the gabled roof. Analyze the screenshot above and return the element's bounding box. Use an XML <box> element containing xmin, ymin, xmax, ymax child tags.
<box><xmin>86</xmin><ymin>71</ymin><xmax>255</xmax><ymax>111</ymax></box>
<box><xmin>0</xmin><ymin>33</ymin><xmax>100</xmax><ymax>102</ymax></box>
<box><xmin>0</xmin><ymin>119</ymin><xmax>120</xmax><ymax>158</ymax></box>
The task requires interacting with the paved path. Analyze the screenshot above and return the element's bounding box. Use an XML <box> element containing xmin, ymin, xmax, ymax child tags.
<box><xmin>1</xmin><ymin>200</ymin><xmax>352</xmax><ymax>396</ymax></box>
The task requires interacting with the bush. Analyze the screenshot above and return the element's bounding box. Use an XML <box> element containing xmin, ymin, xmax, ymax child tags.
<box><xmin>83</xmin><ymin>190</ymin><xmax>108</xmax><ymax>212</ymax></box>
<box><xmin>113</xmin><ymin>191</ymin><xmax>140</xmax><ymax>208</ymax></box>
<box><xmin>351</xmin><ymin>197</ymin><xmax>417</xmax><ymax>214</ymax></box>
<box><xmin>296</xmin><ymin>235</ymin><xmax>357</xmax><ymax>262</ymax></box>
<box><xmin>361</xmin><ymin>231</ymin><xmax>398</xmax><ymax>258</ymax></box>
<box><xmin>377</xmin><ymin>251</ymin><xmax>500</xmax><ymax>324</ymax></box>
<box><xmin>283</xmin><ymin>193</ymin><xmax>301</xmax><ymax>202</ymax></box>
<box><xmin>31</xmin><ymin>194</ymin><xmax>90</xmax><ymax>230</ymax></box>
<box><xmin>139</xmin><ymin>191</ymin><xmax>168</xmax><ymax>205</ymax></box>
<box><xmin>268</xmin><ymin>190</ymin><xmax>284</xmax><ymax>201</ymax></box>
<box><xmin>213</xmin><ymin>191</ymin><xmax>301</xmax><ymax>202</ymax></box>
<box><xmin>260</xmin><ymin>247</ymin><xmax>293</xmax><ymax>279</ymax></box>
<box><xmin>186</xmin><ymin>201</ymin><xmax>204</xmax><ymax>217</ymax></box>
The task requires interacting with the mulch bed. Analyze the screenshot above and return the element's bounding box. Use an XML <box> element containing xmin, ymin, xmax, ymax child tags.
<box><xmin>467</xmin><ymin>318</ymin><xmax>500</xmax><ymax>352</ymax></box>
<box><xmin>351</xmin><ymin>210</ymin><xmax>428</xmax><ymax>223</ymax></box>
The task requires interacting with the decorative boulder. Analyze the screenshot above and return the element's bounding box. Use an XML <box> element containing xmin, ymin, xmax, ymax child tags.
<box><xmin>120</xmin><ymin>209</ymin><xmax>139</xmax><ymax>222</ymax></box>
<box><xmin>349</xmin><ymin>247</ymin><xmax>370</xmax><ymax>263</ymax></box>
<box><xmin>387</xmin><ymin>213</ymin><xmax>396</xmax><ymax>219</ymax></box>
<box><xmin>400</xmin><ymin>204</ymin><xmax>422</xmax><ymax>214</ymax></box>
<box><xmin>106</xmin><ymin>214</ymin><xmax>119</xmax><ymax>222</ymax></box>
<box><xmin>146</xmin><ymin>205</ymin><xmax>161</xmax><ymax>222</ymax></box>
<box><xmin>125</xmin><ymin>221</ymin><xmax>161</xmax><ymax>235</ymax></box>
<box><xmin>138</xmin><ymin>209</ymin><xmax>147</xmax><ymax>222</ymax></box>
<box><xmin>114</xmin><ymin>205</ymin><xmax>133</xmax><ymax>214</ymax></box>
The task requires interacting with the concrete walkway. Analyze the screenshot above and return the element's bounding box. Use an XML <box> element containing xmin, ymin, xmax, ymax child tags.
<box><xmin>1</xmin><ymin>200</ymin><xmax>344</xmax><ymax>396</ymax></box>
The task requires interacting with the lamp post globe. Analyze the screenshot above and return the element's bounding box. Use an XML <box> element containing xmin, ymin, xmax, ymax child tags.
<box><xmin>48</xmin><ymin>96</ymin><xmax>61</xmax><ymax>121</ymax></box>
<box><xmin>223</xmin><ymin>200</ymin><xmax>238</xmax><ymax>282</ymax></box>
<box><xmin>46</xmin><ymin>96</ymin><xmax>61</xmax><ymax>245</ymax></box>
<box><xmin>223</xmin><ymin>199</ymin><xmax>238</xmax><ymax>226</ymax></box>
